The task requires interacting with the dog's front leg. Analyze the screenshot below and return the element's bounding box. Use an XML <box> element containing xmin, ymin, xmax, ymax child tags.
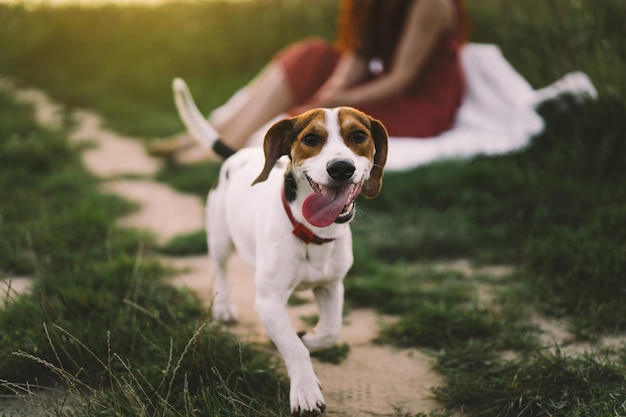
<box><xmin>301</xmin><ymin>281</ymin><xmax>344</xmax><ymax>351</ymax></box>
<box><xmin>255</xmin><ymin>291</ymin><xmax>326</xmax><ymax>416</ymax></box>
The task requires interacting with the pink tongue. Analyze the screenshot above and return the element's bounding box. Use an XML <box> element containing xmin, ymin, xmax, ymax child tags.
<box><xmin>302</xmin><ymin>185</ymin><xmax>352</xmax><ymax>227</ymax></box>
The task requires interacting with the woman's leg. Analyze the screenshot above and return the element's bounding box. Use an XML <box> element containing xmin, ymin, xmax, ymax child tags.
<box><xmin>210</xmin><ymin>39</ymin><xmax>340</xmax><ymax>150</ymax></box>
<box><xmin>209</xmin><ymin>62</ymin><xmax>294</xmax><ymax>149</ymax></box>
<box><xmin>149</xmin><ymin>60</ymin><xmax>294</xmax><ymax>159</ymax></box>
<box><xmin>152</xmin><ymin>39</ymin><xmax>339</xmax><ymax>160</ymax></box>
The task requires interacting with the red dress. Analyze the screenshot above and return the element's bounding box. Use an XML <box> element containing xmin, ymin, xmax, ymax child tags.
<box><xmin>275</xmin><ymin>0</ymin><xmax>467</xmax><ymax>138</ymax></box>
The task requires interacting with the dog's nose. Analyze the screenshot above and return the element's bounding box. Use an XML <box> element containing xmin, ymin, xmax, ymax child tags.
<box><xmin>327</xmin><ymin>159</ymin><xmax>355</xmax><ymax>182</ymax></box>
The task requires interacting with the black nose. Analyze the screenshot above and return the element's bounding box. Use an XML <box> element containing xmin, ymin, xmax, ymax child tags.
<box><xmin>327</xmin><ymin>159</ymin><xmax>355</xmax><ymax>182</ymax></box>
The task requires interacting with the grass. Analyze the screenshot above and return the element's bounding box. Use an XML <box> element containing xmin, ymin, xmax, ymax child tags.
<box><xmin>158</xmin><ymin>230</ymin><xmax>207</xmax><ymax>256</ymax></box>
<box><xmin>434</xmin><ymin>346</ymin><xmax>626</xmax><ymax>417</ymax></box>
<box><xmin>155</xmin><ymin>159</ymin><xmax>222</xmax><ymax>197</ymax></box>
<box><xmin>347</xmin><ymin>264</ymin><xmax>474</xmax><ymax>316</ymax></box>
<box><xmin>467</xmin><ymin>0</ymin><xmax>626</xmax><ymax>100</ymax></box>
<box><xmin>1</xmin><ymin>0</ymin><xmax>625</xmax><ymax>416</ymax></box>
<box><xmin>352</xmin><ymin>97</ymin><xmax>626</xmax><ymax>337</ymax></box>
<box><xmin>310</xmin><ymin>343</ymin><xmax>350</xmax><ymax>365</ymax></box>
<box><xmin>0</xmin><ymin>0</ymin><xmax>338</xmax><ymax>137</ymax></box>
<box><xmin>347</xmin><ymin>263</ymin><xmax>539</xmax><ymax>352</ymax></box>
<box><xmin>0</xmin><ymin>90</ymin><xmax>290</xmax><ymax>416</ymax></box>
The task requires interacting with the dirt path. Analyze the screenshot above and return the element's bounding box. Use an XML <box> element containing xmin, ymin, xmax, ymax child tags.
<box><xmin>1</xmin><ymin>78</ymin><xmax>444</xmax><ymax>416</ymax></box>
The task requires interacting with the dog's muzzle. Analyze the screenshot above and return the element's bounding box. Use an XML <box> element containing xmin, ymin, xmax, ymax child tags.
<box><xmin>301</xmin><ymin>159</ymin><xmax>361</xmax><ymax>228</ymax></box>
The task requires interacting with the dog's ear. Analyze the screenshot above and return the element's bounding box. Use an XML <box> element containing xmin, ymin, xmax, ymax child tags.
<box><xmin>252</xmin><ymin>118</ymin><xmax>294</xmax><ymax>185</ymax></box>
<box><xmin>362</xmin><ymin>117</ymin><xmax>388</xmax><ymax>198</ymax></box>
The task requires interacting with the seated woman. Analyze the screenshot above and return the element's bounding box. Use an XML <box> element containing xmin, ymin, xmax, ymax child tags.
<box><xmin>150</xmin><ymin>0</ymin><xmax>469</xmax><ymax>161</ymax></box>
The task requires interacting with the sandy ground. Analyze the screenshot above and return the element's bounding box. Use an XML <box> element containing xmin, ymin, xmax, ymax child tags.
<box><xmin>0</xmin><ymin>78</ymin><xmax>444</xmax><ymax>416</ymax></box>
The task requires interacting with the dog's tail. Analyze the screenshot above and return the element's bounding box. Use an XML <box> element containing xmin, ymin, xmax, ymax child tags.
<box><xmin>172</xmin><ymin>78</ymin><xmax>236</xmax><ymax>158</ymax></box>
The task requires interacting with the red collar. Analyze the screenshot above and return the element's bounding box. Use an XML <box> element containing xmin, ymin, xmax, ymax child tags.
<box><xmin>281</xmin><ymin>189</ymin><xmax>335</xmax><ymax>245</ymax></box>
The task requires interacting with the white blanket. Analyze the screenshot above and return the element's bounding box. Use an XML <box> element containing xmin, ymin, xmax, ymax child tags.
<box><xmin>211</xmin><ymin>43</ymin><xmax>597</xmax><ymax>172</ymax></box>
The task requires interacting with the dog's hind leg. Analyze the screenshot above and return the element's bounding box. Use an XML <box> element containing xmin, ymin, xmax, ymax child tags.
<box><xmin>206</xmin><ymin>190</ymin><xmax>237</xmax><ymax>323</ymax></box>
<box><xmin>301</xmin><ymin>281</ymin><xmax>344</xmax><ymax>351</ymax></box>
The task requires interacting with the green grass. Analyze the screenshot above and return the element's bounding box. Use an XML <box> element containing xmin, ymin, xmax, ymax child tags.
<box><xmin>158</xmin><ymin>230</ymin><xmax>207</xmax><ymax>256</ymax></box>
<box><xmin>347</xmin><ymin>264</ymin><xmax>474</xmax><ymax>315</ymax></box>
<box><xmin>0</xmin><ymin>93</ymin><xmax>138</xmax><ymax>278</ymax></box>
<box><xmin>467</xmin><ymin>0</ymin><xmax>626</xmax><ymax>100</ymax></box>
<box><xmin>0</xmin><ymin>0</ymin><xmax>338</xmax><ymax>137</ymax></box>
<box><xmin>353</xmin><ymin>98</ymin><xmax>626</xmax><ymax>337</ymax></box>
<box><xmin>0</xmin><ymin>90</ymin><xmax>289</xmax><ymax>416</ymax></box>
<box><xmin>1</xmin><ymin>0</ymin><xmax>626</xmax><ymax>416</ymax></box>
<box><xmin>434</xmin><ymin>346</ymin><xmax>626</xmax><ymax>417</ymax></box>
<box><xmin>310</xmin><ymin>343</ymin><xmax>350</xmax><ymax>365</ymax></box>
<box><xmin>346</xmin><ymin>263</ymin><xmax>539</xmax><ymax>352</ymax></box>
<box><xmin>155</xmin><ymin>159</ymin><xmax>222</xmax><ymax>197</ymax></box>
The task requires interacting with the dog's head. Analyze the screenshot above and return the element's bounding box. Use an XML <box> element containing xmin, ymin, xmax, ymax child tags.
<box><xmin>253</xmin><ymin>107</ymin><xmax>388</xmax><ymax>227</ymax></box>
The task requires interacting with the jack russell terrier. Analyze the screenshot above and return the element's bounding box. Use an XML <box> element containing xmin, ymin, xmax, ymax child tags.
<box><xmin>172</xmin><ymin>78</ymin><xmax>388</xmax><ymax>416</ymax></box>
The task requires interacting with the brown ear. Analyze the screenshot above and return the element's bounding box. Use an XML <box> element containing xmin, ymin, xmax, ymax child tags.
<box><xmin>252</xmin><ymin>118</ymin><xmax>294</xmax><ymax>185</ymax></box>
<box><xmin>361</xmin><ymin>118</ymin><xmax>388</xmax><ymax>198</ymax></box>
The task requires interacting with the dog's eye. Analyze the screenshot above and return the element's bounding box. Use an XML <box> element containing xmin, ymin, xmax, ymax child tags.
<box><xmin>302</xmin><ymin>134</ymin><xmax>321</xmax><ymax>147</ymax></box>
<box><xmin>351</xmin><ymin>131</ymin><xmax>368</xmax><ymax>144</ymax></box>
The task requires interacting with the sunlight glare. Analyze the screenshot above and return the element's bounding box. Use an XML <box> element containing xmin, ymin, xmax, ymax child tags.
<box><xmin>0</xmin><ymin>0</ymin><xmax>253</xmax><ymax>6</ymax></box>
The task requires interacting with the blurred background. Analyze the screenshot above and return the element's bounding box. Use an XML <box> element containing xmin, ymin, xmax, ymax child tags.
<box><xmin>0</xmin><ymin>0</ymin><xmax>623</xmax><ymax>137</ymax></box>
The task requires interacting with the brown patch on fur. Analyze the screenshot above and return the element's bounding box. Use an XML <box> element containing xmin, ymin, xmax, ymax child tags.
<box><xmin>252</xmin><ymin>118</ymin><xmax>293</xmax><ymax>185</ymax></box>
<box><xmin>337</xmin><ymin>108</ymin><xmax>388</xmax><ymax>199</ymax></box>
<box><xmin>290</xmin><ymin>109</ymin><xmax>328</xmax><ymax>165</ymax></box>
<box><xmin>338</xmin><ymin>107</ymin><xmax>376</xmax><ymax>161</ymax></box>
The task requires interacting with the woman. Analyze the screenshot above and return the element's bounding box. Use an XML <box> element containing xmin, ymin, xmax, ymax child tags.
<box><xmin>152</xmin><ymin>0</ymin><xmax>468</xmax><ymax>161</ymax></box>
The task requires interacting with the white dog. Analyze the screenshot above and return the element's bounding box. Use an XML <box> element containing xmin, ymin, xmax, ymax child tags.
<box><xmin>173</xmin><ymin>79</ymin><xmax>388</xmax><ymax>416</ymax></box>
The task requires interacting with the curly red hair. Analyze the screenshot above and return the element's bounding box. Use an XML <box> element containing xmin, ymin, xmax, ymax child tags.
<box><xmin>335</xmin><ymin>0</ymin><xmax>374</xmax><ymax>53</ymax></box>
<box><xmin>336</xmin><ymin>0</ymin><xmax>469</xmax><ymax>55</ymax></box>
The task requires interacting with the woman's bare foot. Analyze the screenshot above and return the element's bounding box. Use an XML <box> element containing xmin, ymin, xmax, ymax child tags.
<box><xmin>146</xmin><ymin>133</ymin><xmax>195</xmax><ymax>156</ymax></box>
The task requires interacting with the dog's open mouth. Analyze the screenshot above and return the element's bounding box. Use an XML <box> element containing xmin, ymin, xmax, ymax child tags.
<box><xmin>302</xmin><ymin>176</ymin><xmax>361</xmax><ymax>227</ymax></box>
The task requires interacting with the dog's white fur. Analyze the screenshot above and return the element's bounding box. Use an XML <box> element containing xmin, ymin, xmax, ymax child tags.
<box><xmin>173</xmin><ymin>79</ymin><xmax>388</xmax><ymax>416</ymax></box>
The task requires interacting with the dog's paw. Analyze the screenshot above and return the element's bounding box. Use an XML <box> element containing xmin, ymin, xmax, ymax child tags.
<box><xmin>290</xmin><ymin>382</ymin><xmax>325</xmax><ymax>417</ymax></box>
<box><xmin>299</xmin><ymin>330</ymin><xmax>338</xmax><ymax>352</ymax></box>
<box><xmin>212</xmin><ymin>303</ymin><xmax>237</xmax><ymax>324</ymax></box>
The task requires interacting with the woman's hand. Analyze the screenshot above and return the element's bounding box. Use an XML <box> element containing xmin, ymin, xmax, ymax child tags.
<box><xmin>308</xmin><ymin>52</ymin><xmax>368</xmax><ymax>108</ymax></box>
<box><xmin>312</xmin><ymin>83</ymin><xmax>348</xmax><ymax>108</ymax></box>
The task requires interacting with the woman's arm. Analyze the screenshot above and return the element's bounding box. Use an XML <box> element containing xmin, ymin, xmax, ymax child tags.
<box><xmin>315</xmin><ymin>0</ymin><xmax>454</xmax><ymax>108</ymax></box>
<box><xmin>311</xmin><ymin>51</ymin><xmax>369</xmax><ymax>104</ymax></box>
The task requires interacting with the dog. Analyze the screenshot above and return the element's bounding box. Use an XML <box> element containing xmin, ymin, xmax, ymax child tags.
<box><xmin>173</xmin><ymin>78</ymin><xmax>388</xmax><ymax>416</ymax></box>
